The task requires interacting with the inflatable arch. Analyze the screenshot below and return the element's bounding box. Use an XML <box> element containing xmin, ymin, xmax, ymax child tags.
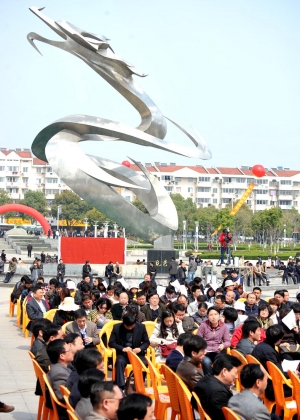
<box><xmin>0</xmin><ymin>204</ymin><xmax>52</xmax><ymax>234</ymax></box>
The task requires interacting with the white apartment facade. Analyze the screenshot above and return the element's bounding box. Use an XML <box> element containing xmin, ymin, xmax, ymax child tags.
<box><xmin>120</xmin><ymin>162</ymin><xmax>300</xmax><ymax>212</ymax></box>
<box><xmin>1</xmin><ymin>149</ymin><xmax>300</xmax><ymax>213</ymax></box>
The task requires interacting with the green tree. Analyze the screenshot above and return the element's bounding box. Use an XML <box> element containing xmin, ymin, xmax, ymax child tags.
<box><xmin>233</xmin><ymin>203</ymin><xmax>253</xmax><ymax>238</ymax></box>
<box><xmin>282</xmin><ymin>208</ymin><xmax>300</xmax><ymax>238</ymax></box>
<box><xmin>85</xmin><ymin>208</ymin><xmax>114</xmax><ymax>227</ymax></box>
<box><xmin>21</xmin><ymin>190</ymin><xmax>47</xmax><ymax>216</ymax></box>
<box><xmin>0</xmin><ymin>190</ymin><xmax>16</xmax><ymax>218</ymax></box>
<box><xmin>132</xmin><ymin>198</ymin><xmax>149</xmax><ymax>215</ymax></box>
<box><xmin>212</xmin><ymin>208</ymin><xmax>234</xmax><ymax>232</ymax></box>
<box><xmin>51</xmin><ymin>191</ymin><xmax>92</xmax><ymax>226</ymax></box>
<box><xmin>170</xmin><ymin>194</ymin><xmax>197</xmax><ymax>231</ymax></box>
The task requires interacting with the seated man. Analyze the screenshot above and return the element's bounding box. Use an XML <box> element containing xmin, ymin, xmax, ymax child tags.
<box><xmin>140</xmin><ymin>292</ymin><xmax>166</xmax><ymax>321</ymax></box>
<box><xmin>47</xmin><ymin>339</ymin><xmax>74</xmax><ymax>420</ymax></box>
<box><xmin>26</xmin><ymin>284</ymin><xmax>49</xmax><ymax>332</ymax></box>
<box><xmin>66</xmin><ymin>309</ymin><xmax>100</xmax><ymax>348</ymax></box>
<box><xmin>30</xmin><ymin>318</ymin><xmax>52</xmax><ymax>356</ymax></box>
<box><xmin>74</xmin><ymin>282</ymin><xmax>92</xmax><ymax>305</ymax></box>
<box><xmin>81</xmin><ymin>294</ymin><xmax>94</xmax><ymax>315</ymax></box>
<box><xmin>176</xmin><ymin>335</ymin><xmax>207</xmax><ymax>391</ymax></box>
<box><xmin>236</xmin><ymin>319</ymin><xmax>261</xmax><ymax>356</ymax></box>
<box><xmin>139</xmin><ymin>273</ymin><xmax>157</xmax><ymax>291</ymax></box>
<box><xmin>111</xmin><ymin>291</ymin><xmax>129</xmax><ymax>320</ymax></box>
<box><xmin>11</xmin><ymin>275</ymin><xmax>32</xmax><ymax>303</ymax></box>
<box><xmin>75</xmin><ymin>368</ymin><xmax>105</xmax><ymax>420</ymax></box>
<box><xmin>87</xmin><ymin>381</ymin><xmax>123</xmax><ymax>420</ymax></box>
<box><xmin>109</xmin><ymin>312</ymin><xmax>150</xmax><ymax>390</ymax></box>
<box><xmin>194</xmin><ymin>355</ymin><xmax>241</xmax><ymax>420</ymax></box>
<box><xmin>160</xmin><ymin>285</ymin><xmax>177</xmax><ymax>305</ymax></box>
<box><xmin>166</xmin><ymin>332</ymin><xmax>190</xmax><ymax>372</ymax></box>
<box><xmin>35</xmin><ymin>323</ymin><xmax>65</xmax><ymax>372</ymax></box>
<box><xmin>187</xmin><ymin>294</ymin><xmax>207</xmax><ymax>315</ymax></box>
<box><xmin>228</xmin><ymin>363</ymin><xmax>280</xmax><ymax>420</ymax></box>
<box><xmin>214</xmin><ymin>295</ymin><xmax>227</xmax><ymax>315</ymax></box>
<box><xmin>172</xmin><ymin>303</ymin><xmax>198</xmax><ymax>333</ymax></box>
<box><xmin>244</xmin><ymin>292</ymin><xmax>259</xmax><ymax>317</ymax></box>
<box><xmin>118</xmin><ymin>393</ymin><xmax>154</xmax><ymax>420</ymax></box>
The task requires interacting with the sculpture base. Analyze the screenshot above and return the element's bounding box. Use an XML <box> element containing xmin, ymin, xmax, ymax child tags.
<box><xmin>147</xmin><ymin>249</ymin><xmax>179</xmax><ymax>275</ymax></box>
<box><xmin>153</xmin><ymin>235</ymin><xmax>174</xmax><ymax>250</ymax></box>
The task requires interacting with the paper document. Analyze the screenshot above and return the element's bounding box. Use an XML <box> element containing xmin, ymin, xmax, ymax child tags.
<box><xmin>157</xmin><ymin>286</ymin><xmax>166</xmax><ymax>297</ymax></box>
<box><xmin>171</xmin><ymin>280</ymin><xmax>181</xmax><ymax>292</ymax></box>
<box><xmin>118</xmin><ymin>278</ymin><xmax>129</xmax><ymax>289</ymax></box>
<box><xmin>179</xmin><ymin>285</ymin><xmax>187</xmax><ymax>296</ymax></box>
<box><xmin>209</xmin><ymin>282</ymin><xmax>219</xmax><ymax>291</ymax></box>
<box><xmin>282</xmin><ymin>359</ymin><xmax>300</xmax><ymax>372</ymax></box>
<box><xmin>282</xmin><ymin>309</ymin><xmax>296</xmax><ymax>330</ymax></box>
<box><xmin>102</xmin><ymin>280</ymin><xmax>108</xmax><ymax>289</ymax></box>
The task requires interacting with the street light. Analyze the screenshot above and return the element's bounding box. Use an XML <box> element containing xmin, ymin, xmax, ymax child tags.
<box><xmin>194</xmin><ymin>221</ymin><xmax>199</xmax><ymax>252</ymax></box>
<box><xmin>93</xmin><ymin>220</ymin><xmax>99</xmax><ymax>238</ymax></box>
<box><xmin>103</xmin><ymin>221</ymin><xmax>109</xmax><ymax>238</ymax></box>
<box><xmin>283</xmin><ymin>224</ymin><xmax>286</xmax><ymax>248</ymax></box>
<box><xmin>83</xmin><ymin>217</ymin><xmax>89</xmax><ymax>232</ymax></box>
<box><xmin>57</xmin><ymin>205</ymin><xmax>62</xmax><ymax>258</ymax></box>
<box><xmin>113</xmin><ymin>223</ymin><xmax>118</xmax><ymax>238</ymax></box>
<box><xmin>183</xmin><ymin>220</ymin><xmax>187</xmax><ymax>250</ymax></box>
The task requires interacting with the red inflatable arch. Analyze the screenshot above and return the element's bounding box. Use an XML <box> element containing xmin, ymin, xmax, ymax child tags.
<box><xmin>0</xmin><ymin>204</ymin><xmax>51</xmax><ymax>234</ymax></box>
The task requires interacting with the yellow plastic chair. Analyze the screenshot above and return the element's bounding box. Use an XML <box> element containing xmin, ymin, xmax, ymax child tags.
<box><xmin>71</xmin><ymin>291</ymin><xmax>76</xmax><ymax>298</ymax></box>
<box><xmin>60</xmin><ymin>385</ymin><xmax>73</xmax><ymax>413</ymax></box>
<box><xmin>161</xmin><ymin>364</ymin><xmax>182</xmax><ymax>420</ymax></box>
<box><xmin>62</xmin><ymin>321</ymin><xmax>73</xmax><ymax>334</ymax></box>
<box><xmin>145</xmin><ymin>356</ymin><xmax>170</xmax><ymax>419</ymax></box>
<box><xmin>16</xmin><ymin>296</ymin><xmax>22</xmax><ymax>327</ymax></box>
<box><xmin>44</xmin><ymin>373</ymin><xmax>67</xmax><ymax>420</ymax></box>
<box><xmin>236</xmin><ymin>298</ymin><xmax>246</xmax><ymax>302</ymax></box>
<box><xmin>288</xmin><ymin>370</ymin><xmax>300</xmax><ymax>420</ymax></box>
<box><xmin>44</xmin><ymin>309</ymin><xmax>58</xmax><ymax>321</ymax></box>
<box><xmin>266</xmin><ymin>361</ymin><xmax>296</xmax><ymax>420</ymax></box>
<box><xmin>192</xmin><ymin>391</ymin><xmax>212</xmax><ymax>420</ymax></box>
<box><xmin>175</xmin><ymin>376</ymin><xmax>194</xmax><ymax>420</ymax></box>
<box><xmin>143</xmin><ymin>321</ymin><xmax>157</xmax><ymax>337</ymax></box>
<box><xmin>230</xmin><ymin>349</ymin><xmax>248</xmax><ymax>391</ymax></box>
<box><xmin>9</xmin><ymin>287</ymin><xmax>16</xmax><ymax>317</ymax></box>
<box><xmin>22</xmin><ymin>297</ymin><xmax>30</xmax><ymax>338</ymax></box>
<box><xmin>99</xmin><ymin>320</ymin><xmax>121</xmax><ymax>379</ymax></box>
<box><xmin>222</xmin><ymin>407</ymin><xmax>242</xmax><ymax>420</ymax></box>
<box><xmin>30</xmin><ymin>357</ymin><xmax>50</xmax><ymax>420</ymax></box>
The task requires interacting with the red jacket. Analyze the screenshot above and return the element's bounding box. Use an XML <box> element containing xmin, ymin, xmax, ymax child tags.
<box><xmin>231</xmin><ymin>324</ymin><xmax>266</xmax><ymax>347</ymax></box>
<box><xmin>219</xmin><ymin>232</ymin><xmax>232</xmax><ymax>248</ymax></box>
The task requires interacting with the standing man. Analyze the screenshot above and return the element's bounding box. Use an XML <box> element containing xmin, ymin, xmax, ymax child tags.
<box><xmin>57</xmin><ymin>259</ymin><xmax>66</xmax><ymax>283</ymax></box>
<box><xmin>169</xmin><ymin>257</ymin><xmax>178</xmax><ymax>282</ymax></box>
<box><xmin>109</xmin><ymin>313</ymin><xmax>150</xmax><ymax>390</ymax></box>
<box><xmin>187</xmin><ymin>257</ymin><xmax>197</xmax><ymax>284</ymax></box>
<box><xmin>40</xmin><ymin>251</ymin><xmax>46</xmax><ymax>264</ymax></box>
<box><xmin>27</xmin><ymin>243</ymin><xmax>33</xmax><ymax>258</ymax></box>
<box><xmin>83</xmin><ymin>260</ymin><xmax>93</xmax><ymax>284</ymax></box>
<box><xmin>218</xmin><ymin>229</ymin><xmax>232</xmax><ymax>266</ymax></box>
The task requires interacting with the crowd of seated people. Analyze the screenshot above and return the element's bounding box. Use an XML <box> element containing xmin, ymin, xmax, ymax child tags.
<box><xmin>12</xmin><ymin>258</ymin><xmax>300</xmax><ymax>420</ymax></box>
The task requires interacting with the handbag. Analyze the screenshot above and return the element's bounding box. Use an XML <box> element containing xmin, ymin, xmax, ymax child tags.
<box><xmin>159</xmin><ymin>342</ymin><xmax>177</xmax><ymax>358</ymax></box>
<box><xmin>124</xmin><ymin>371</ymin><xmax>136</xmax><ymax>395</ymax></box>
<box><xmin>279</xmin><ymin>343</ymin><xmax>300</xmax><ymax>353</ymax></box>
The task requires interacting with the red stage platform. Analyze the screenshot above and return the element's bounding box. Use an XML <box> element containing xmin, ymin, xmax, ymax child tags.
<box><xmin>60</xmin><ymin>237</ymin><xmax>125</xmax><ymax>264</ymax></box>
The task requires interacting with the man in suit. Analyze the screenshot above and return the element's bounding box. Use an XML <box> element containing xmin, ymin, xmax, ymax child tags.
<box><xmin>66</xmin><ymin>308</ymin><xmax>100</xmax><ymax>347</ymax></box>
<box><xmin>111</xmin><ymin>291</ymin><xmax>129</xmax><ymax>320</ymax></box>
<box><xmin>194</xmin><ymin>355</ymin><xmax>241</xmax><ymax>420</ymax></box>
<box><xmin>109</xmin><ymin>312</ymin><xmax>150</xmax><ymax>389</ymax></box>
<box><xmin>228</xmin><ymin>364</ymin><xmax>280</xmax><ymax>420</ymax></box>
<box><xmin>166</xmin><ymin>333</ymin><xmax>190</xmax><ymax>372</ymax></box>
<box><xmin>138</xmin><ymin>273</ymin><xmax>157</xmax><ymax>290</ymax></box>
<box><xmin>35</xmin><ymin>323</ymin><xmax>65</xmax><ymax>372</ymax></box>
<box><xmin>26</xmin><ymin>284</ymin><xmax>49</xmax><ymax>332</ymax></box>
<box><xmin>47</xmin><ymin>339</ymin><xmax>74</xmax><ymax>420</ymax></box>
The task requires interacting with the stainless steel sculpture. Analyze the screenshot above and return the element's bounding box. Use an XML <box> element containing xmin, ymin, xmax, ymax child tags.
<box><xmin>28</xmin><ymin>7</ymin><xmax>212</xmax><ymax>243</ymax></box>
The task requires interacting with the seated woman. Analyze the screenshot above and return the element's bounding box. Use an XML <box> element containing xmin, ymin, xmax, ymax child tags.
<box><xmin>206</xmin><ymin>287</ymin><xmax>215</xmax><ymax>304</ymax></box>
<box><xmin>150</xmin><ymin>310</ymin><xmax>184</xmax><ymax>362</ymax></box>
<box><xmin>197</xmin><ymin>306</ymin><xmax>230</xmax><ymax>374</ymax></box>
<box><xmin>87</xmin><ymin>297</ymin><xmax>113</xmax><ymax>329</ymax></box>
<box><xmin>53</xmin><ymin>296</ymin><xmax>79</xmax><ymax>326</ymax></box>
<box><xmin>257</xmin><ymin>303</ymin><xmax>274</xmax><ymax>330</ymax></box>
<box><xmin>278</xmin><ymin>307</ymin><xmax>300</xmax><ymax>360</ymax></box>
<box><xmin>268</xmin><ymin>298</ymin><xmax>280</xmax><ymax>324</ymax></box>
<box><xmin>191</xmin><ymin>303</ymin><xmax>208</xmax><ymax>326</ymax></box>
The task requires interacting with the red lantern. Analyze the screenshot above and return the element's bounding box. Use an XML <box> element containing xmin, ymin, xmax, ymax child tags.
<box><xmin>122</xmin><ymin>160</ymin><xmax>131</xmax><ymax>168</ymax></box>
<box><xmin>252</xmin><ymin>164</ymin><xmax>266</xmax><ymax>178</ymax></box>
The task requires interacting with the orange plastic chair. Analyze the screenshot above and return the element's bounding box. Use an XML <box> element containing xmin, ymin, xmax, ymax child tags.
<box><xmin>245</xmin><ymin>354</ymin><xmax>275</xmax><ymax>413</ymax></box>
<box><xmin>9</xmin><ymin>287</ymin><xmax>16</xmax><ymax>317</ymax></box>
<box><xmin>266</xmin><ymin>361</ymin><xmax>296</xmax><ymax>420</ymax></box>
<box><xmin>67</xmin><ymin>410</ymin><xmax>79</xmax><ymax>420</ymax></box>
<box><xmin>161</xmin><ymin>364</ymin><xmax>182</xmax><ymax>420</ymax></box>
<box><xmin>44</xmin><ymin>372</ymin><xmax>67</xmax><ymax>420</ymax></box>
<box><xmin>44</xmin><ymin>309</ymin><xmax>58</xmax><ymax>321</ymax></box>
<box><xmin>175</xmin><ymin>377</ymin><xmax>194</xmax><ymax>420</ymax></box>
<box><xmin>16</xmin><ymin>296</ymin><xmax>22</xmax><ymax>327</ymax></box>
<box><xmin>222</xmin><ymin>407</ymin><xmax>242</xmax><ymax>420</ymax></box>
<box><xmin>288</xmin><ymin>370</ymin><xmax>300</xmax><ymax>420</ymax></box>
<box><xmin>60</xmin><ymin>385</ymin><xmax>73</xmax><ymax>414</ymax></box>
<box><xmin>28</xmin><ymin>351</ymin><xmax>35</xmax><ymax>359</ymax></box>
<box><xmin>145</xmin><ymin>356</ymin><xmax>170</xmax><ymax>419</ymax></box>
<box><xmin>230</xmin><ymin>349</ymin><xmax>247</xmax><ymax>392</ymax></box>
<box><xmin>30</xmin><ymin>357</ymin><xmax>50</xmax><ymax>420</ymax></box>
<box><xmin>98</xmin><ymin>320</ymin><xmax>121</xmax><ymax>379</ymax></box>
<box><xmin>192</xmin><ymin>391</ymin><xmax>212</xmax><ymax>420</ymax></box>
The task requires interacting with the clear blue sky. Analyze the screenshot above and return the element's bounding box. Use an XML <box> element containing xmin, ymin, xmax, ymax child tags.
<box><xmin>0</xmin><ymin>0</ymin><xmax>299</xmax><ymax>169</ymax></box>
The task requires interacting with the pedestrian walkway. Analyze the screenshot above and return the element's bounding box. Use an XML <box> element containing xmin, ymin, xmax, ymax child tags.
<box><xmin>0</xmin><ymin>288</ymin><xmax>37</xmax><ymax>420</ymax></box>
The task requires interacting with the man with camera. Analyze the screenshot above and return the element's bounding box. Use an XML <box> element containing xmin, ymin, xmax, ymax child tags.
<box><xmin>218</xmin><ymin>229</ymin><xmax>232</xmax><ymax>265</ymax></box>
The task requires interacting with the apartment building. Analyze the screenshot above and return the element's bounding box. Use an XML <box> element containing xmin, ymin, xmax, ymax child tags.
<box><xmin>0</xmin><ymin>148</ymin><xmax>70</xmax><ymax>204</ymax></box>
<box><xmin>120</xmin><ymin>163</ymin><xmax>300</xmax><ymax>212</ymax></box>
<box><xmin>1</xmin><ymin>149</ymin><xmax>299</xmax><ymax>213</ymax></box>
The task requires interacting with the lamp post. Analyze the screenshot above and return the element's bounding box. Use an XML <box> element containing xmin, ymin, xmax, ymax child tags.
<box><xmin>183</xmin><ymin>220</ymin><xmax>187</xmax><ymax>250</ymax></box>
<box><xmin>83</xmin><ymin>217</ymin><xmax>89</xmax><ymax>232</ymax></box>
<box><xmin>123</xmin><ymin>227</ymin><xmax>126</xmax><ymax>238</ymax></box>
<box><xmin>194</xmin><ymin>221</ymin><xmax>199</xmax><ymax>252</ymax></box>
<box><xmin>283</xmin><ymin>224</ymin><xmax>286</xmax><ymax>248</ymax></box>
<box><xmin>57</xmin><ymin>205</ymin><xmax>62</xmax><ymax>258</ymax></box>
<box><xmin>113</xmin><ymin>223</ymin><xmax>118</xmax><ymax>238</ymax></box>
<box><xmin>103</xmin><ymin>221</ymin><xmax>109</xmax><ymax>238</ymax></box>
<box><xmin>93</xmin><ymin>220</ymin><xmax>99</xmax><ymax>238</ymax></box>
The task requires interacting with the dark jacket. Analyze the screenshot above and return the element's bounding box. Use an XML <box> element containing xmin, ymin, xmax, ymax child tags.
<box><xmin>244</xmin><ymin>303</ymin><xmax>259</xmax><ymax>317</ymax></box>
<box><xmin>35</xmin><ymin>344</ymin><xmax>51</xmax><ymax>372</ymax></box>
<box><xmin>194</xmin><ymin>374</ymin><xmax>233</xmax><ymax>420</ymax></box>
<box><xmin>109</xmin><ymin>322</ymin><xmax>150</xmax><ymax>356</ymax></box>
<box><xmin>26</xmin><ymin>298</ymin><xmax>48</xmax><ymax>331</ymax></box>
<box><xmin>177</xmin><ymin>266</ymin><xmax>186</xmax><ymax>283</ymax></box>
<box><xmin>169</xmin><ymin>261</ymin><xmax>178</xmax><ymax>275</ymax></box>
<box><xmin>82</xmin><ymin>264</ymin><xmax>91</xmax><ymax>277</ymax></box>
<box><xmin>140</xmin><ymin>302</ymin><xmax>166</xmax><ymax>321</ymax></box>
<box><xmin>181</xmin><ymin>316</ymin><xmax>198</xmax><ymax>333</ymax></box>
<box><xmin>138</xmin><ymin>279</ymin><xmax>157</xmax><ymax>290</ymax></box>
<box><xmin>53</xmin><ymin>310</ymin><xmax>75</xmax><ymax>326</ymax></box>
<box><xmin>111</xmin><ymin>303</ymin><xmax>127</xmax><ymax>320</ymax></box>
<box><xmin>57</xmin><ymin>263</ymin><xmax>66</xmax><ymax>276</ymax></box>
<box><xmin>31</xmin><ymin>337</ymin><xmax>45</xmax><ymax>357</ymax></box>
<box><xmin>166</xmin><ymin>349</ymin><xmax>184</xmax><ymax>372</ymax></box>
<box><xmin>176</xmin><ymin>356</ymin><xmax>204</xmax><ymax>391</ymax></box>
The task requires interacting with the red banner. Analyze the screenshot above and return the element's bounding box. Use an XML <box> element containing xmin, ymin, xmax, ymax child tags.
<box><xmin>61</xmin><ymin>237</ymin><xmax>125</xmax><ymax>264</ymax></box>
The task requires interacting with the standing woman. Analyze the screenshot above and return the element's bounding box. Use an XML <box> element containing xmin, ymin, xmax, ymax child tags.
<box><xmin>148</xmin><ymin>262</ymin><xmax>157</xmax><ymax>282</ymax></box>
<box><xmin>150</xmin><ymin>310</ymin><xmax>184</xmax><ymax>362</ymax></box>
<box><xmin>197</xmin><ymin>306</ymin><xmax>230</xmax><ymax>375</ymax></box>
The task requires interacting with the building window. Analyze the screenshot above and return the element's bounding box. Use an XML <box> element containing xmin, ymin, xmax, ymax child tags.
<box><xmin>188</xmin><ymin>177</ymin><xmax>194</xmax><ymax>182</ymax></box>
<box><xmin>0</xmin><ymin>166</ymin><xmax>5</xmax><ymax>171</ymax></box>
<box><xmin>256</xmin><ymin>190</ymin><xmax>268</xmax><ymax>195</ymax></box>
<box><xmin>280</xmin><ymin>180</ymin><xmax>292</xmax><ymax>185</ymax></box>
<box><xmin>161</xmin><ymin>175</ymin><xmax>173</xmax><ymax>181</ymax></box>
<box><xmin>175</xmin><ymin>177</ymin><xmax>181</xmax><ymax>182</ymax></box>
<box><xmin>279</xmin><ymin>200</ymin><xmax>292</xmax><ymax>206</ymax></box>
<box><xmin>247</xmin><ymin>178</ymin><xmax>254</xmax><ymax>183</ymax></box>
<box><xmin>235</xmin><ymin>189</ymin><xmax>245</xmax><ymax>195</ymax></box>
<box><xmin>36</xmin><ymin>168</ymin><xmax>42</xmax><ymax>173</ymax></box>
<box><xmin>6</xmin><ymin>177</ymin><xmax>18</xmax><ymax>183</ymax></box>
<box><xmin>212</xmin><ymin>198</ymin><xmax>218</xmax><ymax>204</ymax></box>
<box><xmin>198</xmin><ymin>177</ymin><xmax>210</xmax><ymax>182</ymax></box>
<box><xmin>22</xmin><ymin>189</ymin><xmax>28</xmax><ymax>194</ymax></box>
<box><xmin>36</xmin><ymin>178</ymin><xmax>42</xmax><ymax>184</ymax></box>
<box><xmin>293</xmin><ymin>181</ymin><xmax>299</xmax><ymax>186</ymax></box>
<box><xmin>213</xmin><ymin>188</ymin><xmax>218</xmax><ymax>193</ymax></box>
<box><xmin>45</xmin><ymin>189</ymin><xmax>59</xmax><ymax>195</ymax></box>
<box><xmin>235</xmin><ymin>178</ymin><xmax>246</xmax><ymax>183</ymax></box>
<box><xmin>46</xmin><ymin>167</ymin><xmax>53</xmax><ymax>172</ymax></box>
<box><xmin>256</xmin><ymin>200</ymin><xmax>268</xmax><ymax>205</ymax></box>
<box><xmin>46</xmin><ymin>178</ymin><xmax>58</xmax><ymax>183</ymax></box>
<box><xmin>222</xmin><ymin>198</ymin><xmax>231</xmax><ymax>203</ymax></box>
<box><xmin>293</xmin><ymin>201</ymin><xmax>298</xmax><ymax>207</ymax></box>
<box><xmin>175</xmin><ymin>187</ymin><xmax>181</xmax><ymax>193</ymax></box>
<box><xmin>197</xmin><ymin>198</ymin><xmax>210</xmax><ymax>203</ymax></box>
<box><xmin>22</xmin><ymin>178</ymin><xmax>29</xmax><ymax>183</ymax></box>
<box><xmin>246</xmin><ymin>200</ymin><xmax>252</xmax><ymax>205</ymax></box>
<box><xmin>164</xmin><ymin>186</ymin><xmax>173</xmax><ymax>192</ymax></box>
<box><xmin>279</xmin><ymin>190</ymin><xmax>293</xmax><ymax>196</ymax></box>
<box><xmin>22</xmin><ymin>167</ymin><xmax>28</xmax><ymax>173</ymax></box>
<box><xmin>187</xmin><ymin>187</ymin><xmax>193</xmax><ymax>193</ymax></box>
<box><xmin>270</xmin><ymin>201</ymin><xmax>276</xmax><ymax>205</ymax></box>
<box><xmin>255</xmin><ymin>179</ymin><xmax>268</xmax><ymax>185</ymax></box>
<box><xmin>222</xmin><ymin>188</ymin><xmax>234</xmax><ymax>194</ymax></box>
<box><xmin>223</xmin><ymin>177</ymin><xmax>232</xmax><ymax>183</ymax></box>
<box><xmin>7</xmin><ymin>166</ymin><xmax>19</xmax><ymax>172</ymax></box>
<box><xmin>0</xmin><ymin>178</ymin><xmax>4</xmax><ymax>182</ymax></box>
<box><xmin>197</xmin><ymin>187</ymin><xmax>210</xmax><ymax>192</ymax></box>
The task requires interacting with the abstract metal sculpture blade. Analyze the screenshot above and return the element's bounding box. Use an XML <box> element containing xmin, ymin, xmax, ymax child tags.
<box><xmin>28</xmin><ymin>7</ymin><xmax>212</xmax><ymax>243</ymax></box>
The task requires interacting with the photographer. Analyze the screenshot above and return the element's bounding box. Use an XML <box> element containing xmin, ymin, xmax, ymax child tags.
<box><xmin>218</xmin><ymin>229</ymin><xmax>232</xmax><ymax>265</ymax></box>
